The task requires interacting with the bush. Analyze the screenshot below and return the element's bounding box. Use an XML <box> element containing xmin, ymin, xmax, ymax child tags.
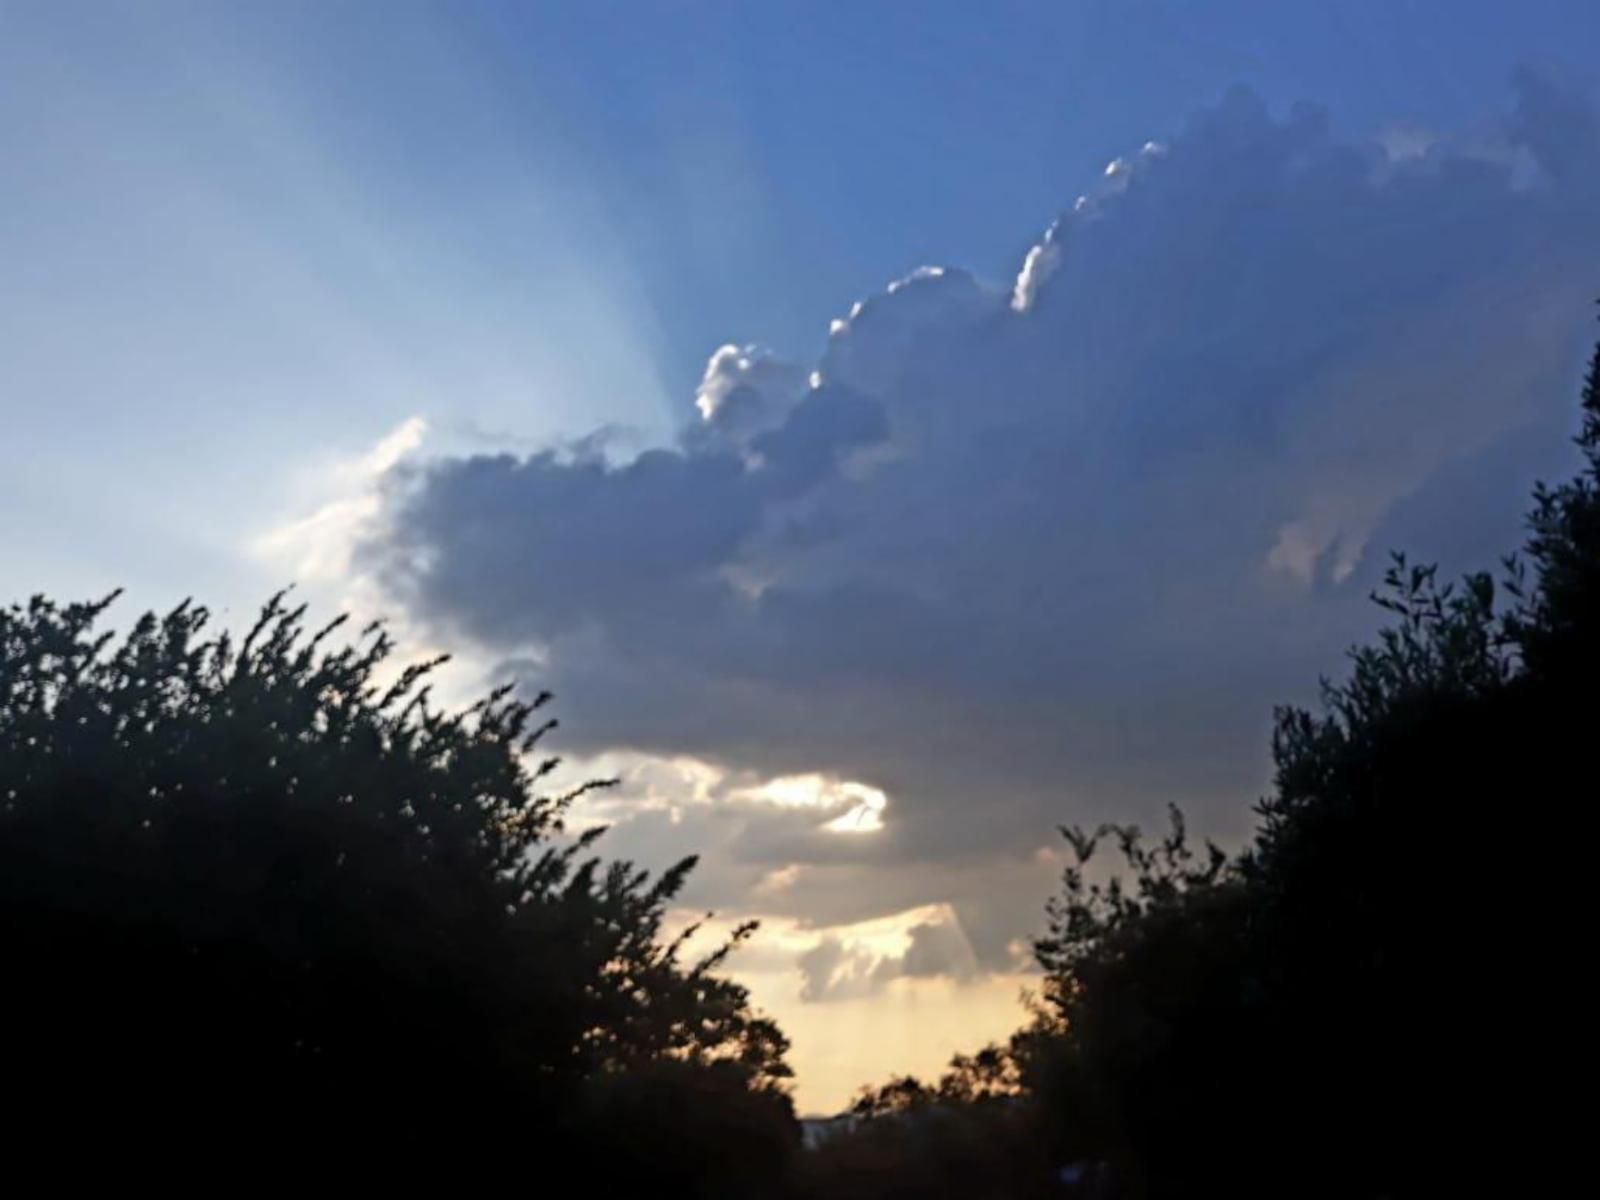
<box><xmin>1024</xmin><ymin>325</ymin><xmax>1600</xmax><ymax>1196</ymax></box>
<box><xmin>0</xmin><ymin>592</ymin><xmax>792</xmax><ymax>1177</ymax></box>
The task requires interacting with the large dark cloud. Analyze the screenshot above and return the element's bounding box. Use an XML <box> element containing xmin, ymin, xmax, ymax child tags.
<box><xmin>365</xmin><ymin>79</ymin><xmax>1600</xmax><ymax>969</ymax></box>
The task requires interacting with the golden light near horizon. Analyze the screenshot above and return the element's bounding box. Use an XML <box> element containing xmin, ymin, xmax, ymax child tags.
<box><xmin>664</xmin><ymin>903</ymin><xmax>1033</xmax><ymax>1114</ymax></box>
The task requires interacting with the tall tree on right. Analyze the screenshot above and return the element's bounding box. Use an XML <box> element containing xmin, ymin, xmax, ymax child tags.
<box><xmin>1029</xmin><ymin>316</ymin><xmax>1600</xmax><ymax>1199</ymax></box>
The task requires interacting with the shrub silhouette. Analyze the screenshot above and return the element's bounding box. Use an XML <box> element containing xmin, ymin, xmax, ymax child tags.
<box><xmin>8</xmin><ymin>314</ymin><xmax>1595</xmax><ymax>1195</ymax></box>
<box><xmin>1024</xmin><ymin>322</ymin><xmax>1600</xmax><ymax>1196</ymax></box>
<box><xmin>809</xmin><ymin>317</ymin><xmax>1600</xmax><ymax>1199</ymax></box>
<box><xmin>0</xmin><ymin>592</ymin><xmax>792</xmax><ymax>1177</ymax></box>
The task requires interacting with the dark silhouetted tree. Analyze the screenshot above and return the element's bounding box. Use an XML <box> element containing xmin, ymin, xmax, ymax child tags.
<box><xmin>0</xmin><ymin>591</ymin><xmax>792</xmax><ymax>1181</ymax></box>
<box><xmin>1024</xmin><ymin>319</ymin><xmax>1600</xmax><ymax>1197</ymax></box>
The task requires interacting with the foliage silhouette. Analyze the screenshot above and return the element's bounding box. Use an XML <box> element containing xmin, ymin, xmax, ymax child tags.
<box><xmin>7</xmin><ymin>313</ymin><xmax>1596</xmax><ymax>1195</ymax></box>
<box><xmin>0</xmin><ymin>591</ymin><xmax>791</xmax><ymax>1179</ymax></box>
<box><xmin>808</xmin><ymin>315</ymin><xmax>1600</xmax><ymax>1198</ymax></box>
<box><xmin>1022</xmin><ymin>319</ymin><xmax>1600</xmax><ymax>1197</ymax></box>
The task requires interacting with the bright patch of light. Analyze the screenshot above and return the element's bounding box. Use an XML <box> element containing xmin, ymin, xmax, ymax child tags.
<box><xmin>886</xmin><ymin>265</ymin><xmax>947</xmax><ymax>294</ymax></box>
<box><xmin>694</xmin><ymin>343</ymin><xmax>746</xmax><ymax>420</ymax></box>
<box><xmin>250</xmin><ymin>416</ymin><xmax>426</xmax><ymax>583</ymax></box>
<box><xmin>736</xmin><ymin>773</ymin><xmax>890</xmax><ymax>835</ymax></box>
<box><xmin>1011</xmin><ymin>223</ymin><xmax>1061</xmax><ymax>312</ymax></box>
<box><xmin>822</xmin><ymin>787</ymin><xmax>886</xmax><ymax>833</ymax></box>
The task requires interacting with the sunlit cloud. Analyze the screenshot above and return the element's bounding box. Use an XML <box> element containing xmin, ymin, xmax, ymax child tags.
<box><xmin>250</xmin><ymin>416</ymin><xmax>427</xmax><ymax>585</ymax></box>
<box><xmin>734</xmin><ymin>774</ymin><xmax>889</xmax><ymax>834</ymax></box>
<box><xmin>664</xmin><ymin>903</ymin><xmax>1026</xmax><ymax>1111</ymax></box>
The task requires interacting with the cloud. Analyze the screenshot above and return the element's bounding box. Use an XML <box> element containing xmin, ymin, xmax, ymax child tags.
<box><xmin>692</xmin><ymin>343</ymin><xmax>809</xmax><ymax>435</ymax></box>
<box><xmin>253</xmin><ymin>416</ymin><xmax>427</xmax><ymax>585</ymax></box>
<box><xmin>883</xmin><ymin>916</ymin><xmax>982</xmax><ymax>984</ymax></box>
<box><xmin>361</xmin><ymin>77</ymin><xmax>1600</xmax><ymax>971</ymax></box>
<box><xmin>667</xmin><ymin>907</ymin><xmax>1031</xmax><ymax>1112</ymax></box>
<box><xmin>797</xmin><ymin>936</ymin><xmax>873</xmax><ymax>1003</ymax></box>
<box><xmin>794</xmin><ymin>904</ymin><xmax>982</xmax><ymax>1003</ymax></box>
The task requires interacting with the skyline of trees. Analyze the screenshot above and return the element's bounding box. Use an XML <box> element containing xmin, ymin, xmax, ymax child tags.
<box><xmin>4</xmin><ymin>311</ymin><xmax>1594</xmax><ymax>1195</ymax></box>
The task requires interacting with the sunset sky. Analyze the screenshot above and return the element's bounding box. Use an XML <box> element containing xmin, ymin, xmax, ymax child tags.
<box><xmin>5</xmin><ymin>1</ymin><xmax>1599</xmax><ymax>1112</ymax></box>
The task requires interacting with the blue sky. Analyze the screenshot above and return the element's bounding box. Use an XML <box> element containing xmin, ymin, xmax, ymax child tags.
<box><xmin>4</xmin><ymin>1</ymin><xmax>1599</xmax><ymax>1109</ymax></box>
<box><xmin>6</xmin><ymin>1</ymin><xmax>1596</xmax><ymax>609</ymax></box>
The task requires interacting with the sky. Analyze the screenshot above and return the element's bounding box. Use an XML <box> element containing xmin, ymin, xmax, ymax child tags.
<box><xmin>4</xmin><ymin>1</ymin><xmax>1600</xmax><ymax>1112</ymax></box>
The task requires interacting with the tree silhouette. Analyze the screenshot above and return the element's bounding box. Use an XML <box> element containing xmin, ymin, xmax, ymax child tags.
<box><xmin>0</xmin><ymin>591</ymin><xmax>792</xmax><ymax>1178</ymax></box>
<box><xmin>814</xmin><ymin>315</ymin><xmax>1600</xmax><ymax>1199</ymax></box>
<box><xmin>1024</xmin><ymin>321</ymin><xmax>1600</xmax><ymax>1197</ymax></box>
